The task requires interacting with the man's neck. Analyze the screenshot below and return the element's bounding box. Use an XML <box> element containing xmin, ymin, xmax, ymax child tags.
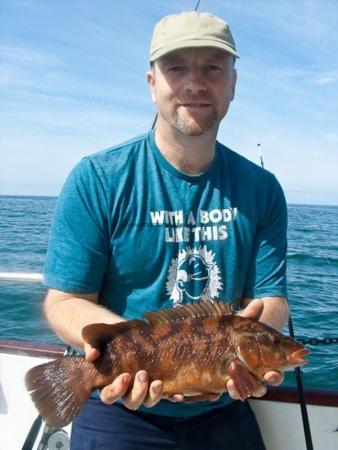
<box><xmin>154</xmin><ymin>121</ymin><xmax>218</xmax><ymax>175</ymax></box>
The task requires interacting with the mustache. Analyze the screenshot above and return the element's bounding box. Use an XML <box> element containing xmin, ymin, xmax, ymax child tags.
<box><xmin>172</xmin><ymin>95</ymin><xmax>212</xmax><ymax>105</ymax></box>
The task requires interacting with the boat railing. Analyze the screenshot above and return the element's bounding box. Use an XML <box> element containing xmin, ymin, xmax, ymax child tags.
<box><xmin>0</xmin><ymin>272</ymin><xmax>43</xmax><ymax>282</ymax></box>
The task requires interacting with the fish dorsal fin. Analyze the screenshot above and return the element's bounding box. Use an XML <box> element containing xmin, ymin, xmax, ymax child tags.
<box><xmin>143</xmin><ymin>301</ymin><xmax>234</xmax><ymax>326</ymax></box>
<box><xmin>82</xmin><ymin>319</ymin><xmax>144</xmax><ymax>348</ymax></box>
<box><xmin>82</xmin><ymin>302</ymin><xmax>234</xmax><ymax>347</ymax></box>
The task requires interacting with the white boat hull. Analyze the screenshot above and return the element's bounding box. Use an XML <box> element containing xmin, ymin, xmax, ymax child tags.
<box><xmin>251</xmin><ymin>398</ymin><xmax>337</xmax><ymax>450</ymax></box>
<box><xmin>1</xmin><ymin>351</ymin><xmax>71</xmax><ymax>450</ymax></box>
<box><xmin>1</xmin><ymin>341</ymin><xmax>337</xmax><ymax>450</ymax></box>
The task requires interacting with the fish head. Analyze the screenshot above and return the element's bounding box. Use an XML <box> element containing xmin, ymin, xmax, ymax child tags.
<box><xmin>234</xmin><ymin>319</ymin><xmax>310</xmax><ymax>376</ymax></box>
<box><xmin>254</xmin><ymin>330</ymin><xmax>309</xmax><ymax>372</ymax></box>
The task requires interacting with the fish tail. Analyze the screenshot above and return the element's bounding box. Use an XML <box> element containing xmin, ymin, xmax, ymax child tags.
<box><xmin>25</xmin><ymin>356</ymin><xmax>93</xmax><ymax>427</ymax></box>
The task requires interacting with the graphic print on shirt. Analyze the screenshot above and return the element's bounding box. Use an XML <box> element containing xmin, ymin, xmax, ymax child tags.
<box><xmin>166</xmin><ymin>246</ymin><xmax>223</xmax><ymax>305</ymax></box>
<box><xmin>149</xmin><ymin>208</ymin><xmax>238</xmax><ymax>243</ymax></box>
<box><xmin>150</xmin><ymin>207</ymin><xmax>238</xmax><ymax>305</ymax></box>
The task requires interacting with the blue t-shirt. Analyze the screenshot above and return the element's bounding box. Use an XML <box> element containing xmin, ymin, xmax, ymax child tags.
<box><xmin>43</xmin><ymin>130</ymin><xmax>287</xmax><ymax>417</ymax></box>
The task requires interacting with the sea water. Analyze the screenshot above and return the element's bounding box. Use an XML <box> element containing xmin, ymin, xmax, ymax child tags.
<box><xmin>0</xmin><ymin>196</ymin><xmax>337</xmax><ymax>390</ymax></box>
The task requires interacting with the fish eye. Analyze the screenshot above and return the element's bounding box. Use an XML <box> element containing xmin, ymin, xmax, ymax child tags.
<box><xmin>271</xmin><ymin>336</ymin><xmax>281</xmax><ymax>345</ymax></box>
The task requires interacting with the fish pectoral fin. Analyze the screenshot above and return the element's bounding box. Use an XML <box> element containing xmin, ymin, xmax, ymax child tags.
<box><xmin>227</xmin><ymin>357</ymin><xmax>261</xmax><ymax>400</ymax></box>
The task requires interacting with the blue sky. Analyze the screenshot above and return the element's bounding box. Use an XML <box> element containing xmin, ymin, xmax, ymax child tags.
<box><xmin>1</xmin><ymin>0</ymin><xmax>338</xmax><ymax>204</ymax></box>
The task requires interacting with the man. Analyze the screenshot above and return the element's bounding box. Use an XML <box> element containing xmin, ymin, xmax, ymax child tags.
<box><xmin>43</xmin><ymin>11</ymin><xmax>289</xmax><ymax>450</ymax></box>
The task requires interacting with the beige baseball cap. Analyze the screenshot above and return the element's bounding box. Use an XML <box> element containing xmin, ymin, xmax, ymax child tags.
<box><xmin>149</xmin><ymin>11</ymin><xmax>239</xmax><ymax>62</ymax></box>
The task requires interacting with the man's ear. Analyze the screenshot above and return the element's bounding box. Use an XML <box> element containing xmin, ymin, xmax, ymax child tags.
<box><xmin>146</xmin><ymin>70</ymin><xmax>156</xmax><ymax>103</ymax></box>
<box><xmin>230</xmin><ymin>68</ymin><xmax>237</xmax><ymax>102</ymax></box>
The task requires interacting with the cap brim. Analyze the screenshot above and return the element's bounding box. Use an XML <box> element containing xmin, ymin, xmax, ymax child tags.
<box><xmin>150</xmin><ymin>39</ymin><xmax>239</xmax><ymax>62</ymax></box>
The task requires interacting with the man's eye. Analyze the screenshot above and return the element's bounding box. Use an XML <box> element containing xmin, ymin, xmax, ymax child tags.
<box><xmin>206</xmin><ymin>64</ymin><xmax>222</xmax><ymax>72</ymax></box>
<box><xmin>168</xmin><ymin>66</ymin><xmax>183</xmax><ymax>72</ymax></box>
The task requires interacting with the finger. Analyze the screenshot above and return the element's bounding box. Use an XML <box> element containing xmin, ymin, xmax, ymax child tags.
<box><xmin>227</xmin><ymin>379</ymin><xmax>241</xmax><ymax>400</ymax></box>
<box><xmin>122</xmin><ymin>371</ymin><xmax>149</xmax><ymax>410</ymax></box>
<box><xmin>264</xmin><ymin>371</ymin><xmax>284</xmax><ymax>387</ymax></box>
<box><xmin>84</xmin><ymin>342</ymin><xmax>101</xmax><ymax>362</ymax></box>
<box><xmin>143</xmin><ymin>380</ymin><xmax>163</xmax><ymax>408</ymax></box>
<box><xmin>227</xmin><ymin>378</ymin><xmax>265</xmax><ymax>400</ymax></box>
<box><xmin>251</xmin><ymin>384</ymin><xmax>267</xmax><ymax>398</ymax></box>
<box><xmin>100</xmin><ymin>373</ymin><xmax>132</xmax><ymax>404</ymax></box>
<box><xmin>168</xmin><ymin>394</ymin><xmax>185</xmax><ymax>403</ymax></box>
<box><xmin>238</xmin><ymin>299</ymin><xmax>264</xmax><ymax>320</ymax></box>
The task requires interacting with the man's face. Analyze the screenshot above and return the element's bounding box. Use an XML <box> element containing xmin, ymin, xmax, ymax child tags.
<box><xmin>147</xmin><ymin>47</ymin><xmax>237</xmax><ymax>136</ymax></box>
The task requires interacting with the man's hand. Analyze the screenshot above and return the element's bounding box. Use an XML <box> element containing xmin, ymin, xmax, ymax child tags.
<box><xmin>100</xmin><ymin>371</ymin><xmax>163</xmax><ymax>409</ymax></box>
<box><xmin>226</xmin><ymin>299</ymin><xmax>284</xmax><ymax>400</ymax></box>
<box><xmin>84</xmin><ymin>343</ymin><xmax>163</xmax><ymax>409</ymax></box>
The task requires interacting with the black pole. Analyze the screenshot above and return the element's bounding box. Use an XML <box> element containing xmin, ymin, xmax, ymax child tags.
<box><xmin>288</xmin><ymin>316</ymin><xmax>314</xmax><ymax>450</ymax></box>
<box><xmin>151</xmin><ymin>0</ymin><xmax>201</xmax><ymax>131</ymax></box>
<box><xmin>151</xmin><ymin>114</ymin><xmax>158</xmax><ymax>130</ymax></box>
<box><xmin>21</xmin><ymin>415</ymin><xmax>42</xmax><ymax>450</ymax></box>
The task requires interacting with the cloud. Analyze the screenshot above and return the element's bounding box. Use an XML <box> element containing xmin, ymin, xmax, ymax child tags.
<box><xmin>314</xmin><ymin>71</ymin><xmax>338</xmax><ymax>85</ymax></box>
<box><xmin>324</xmin><ymin>133</ymin><xmax>338</xmax><ymax>143</ymax></box>
<box><xmin>1</xmin><ymin>0</ymin><xmax>337</xmax><ymax>203</ymax></box>
<box><xmin>1</xmin><ymin>45</ymin><xmax>62</xmax><ymax>66</ymax></box>
<box><xmin>0</xmin><ymin>52</ymin><xmax>150</xmax><ymax>111</ymax></box>
<box><xmin>230</xmin><ymin>0</ymin><xmax>338</xmax><ymax>47</ymax></box>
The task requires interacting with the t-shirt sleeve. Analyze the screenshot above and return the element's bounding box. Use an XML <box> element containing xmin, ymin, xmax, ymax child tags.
<box><xmin>243</xmin><ymin>174</ymin><xmax>288</xmax><ymax>299</ymax></box>
<box><xmin>43</xmin><ymin>157</ymin><xmax>110</xmax><ymax>293</ymax></box>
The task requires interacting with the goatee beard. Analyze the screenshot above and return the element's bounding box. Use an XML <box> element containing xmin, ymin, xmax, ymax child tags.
<box><xmin>171</xmin><ymin>107</ymin><xmax>219</xmax><ymax>136</ymax></box>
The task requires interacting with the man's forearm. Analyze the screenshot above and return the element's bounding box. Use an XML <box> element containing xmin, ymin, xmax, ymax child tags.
<box><xmin>242</xmin><ymin>296</ymin><xmax>289</xmax><ymax>331</ymax></box>
<box><xmin>44</xmin><ymin>289</ymin><xmax>125</xmax><ymax>350</ymax></box>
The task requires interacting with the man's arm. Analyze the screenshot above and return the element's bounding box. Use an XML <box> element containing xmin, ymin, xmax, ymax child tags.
<box><xmin>44</xmin><ymin>289</ymin><xmax>123</xmax><ymax>349</ymax></box>
<box><xmin>44</xmin><ymin>289</ymin><xmax>163</xmax><ymax>409</ymax></box>
<box><xmin>241</xmin><ymin>296</ymin><xmax>289</xmax><ymax>331</ymax></box>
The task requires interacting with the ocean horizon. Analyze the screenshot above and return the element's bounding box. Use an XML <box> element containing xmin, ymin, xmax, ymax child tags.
<box><xmin>1</xmin><ymin>193</ymin><xmax>338</xmax><ymax>207</ymax></box>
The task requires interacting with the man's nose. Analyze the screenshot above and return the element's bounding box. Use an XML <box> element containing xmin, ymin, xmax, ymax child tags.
<box><xmin>184</xmin><ymin>68</ymin><xmax>207</xmax><ymax>93</ymax></box>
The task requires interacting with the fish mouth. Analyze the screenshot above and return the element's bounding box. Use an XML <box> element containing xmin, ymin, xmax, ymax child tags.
<box><xmin>287</xmin><ymin>348</ymin><xmax>310</xmax><ymax>365</ymax></box>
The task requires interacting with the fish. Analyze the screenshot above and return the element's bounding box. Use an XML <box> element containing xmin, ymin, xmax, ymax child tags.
<box><xmin>25</xmin><ymin>301</ymin><xmax>309</xmax><ymax>427</ymax></box>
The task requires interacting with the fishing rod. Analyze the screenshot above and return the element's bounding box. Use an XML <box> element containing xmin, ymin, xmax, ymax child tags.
<box><xmin>257</xmin><ymin>143</ymin><xmax>264</xmax><ymax>169</ymax></box>
<box><xmin>151</xmin><ymin>0</ymin><xmax>201</xmax><ymax>130</ymax></box>
<box><xmin>288</xmin><ymin>315</ymin><xmax>314</xmax><ymax>450</ymax></box>
<box><xmin>258</xmin><ymin>144</ymin><xmax>314</xmax><ymax>450</ymax></box>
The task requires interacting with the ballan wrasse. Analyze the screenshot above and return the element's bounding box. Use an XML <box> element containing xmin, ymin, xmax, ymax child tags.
<box><xmin>25</xmin><ymin>301</ymin><xmax>309</xmax><ymax>427</ymax></box>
